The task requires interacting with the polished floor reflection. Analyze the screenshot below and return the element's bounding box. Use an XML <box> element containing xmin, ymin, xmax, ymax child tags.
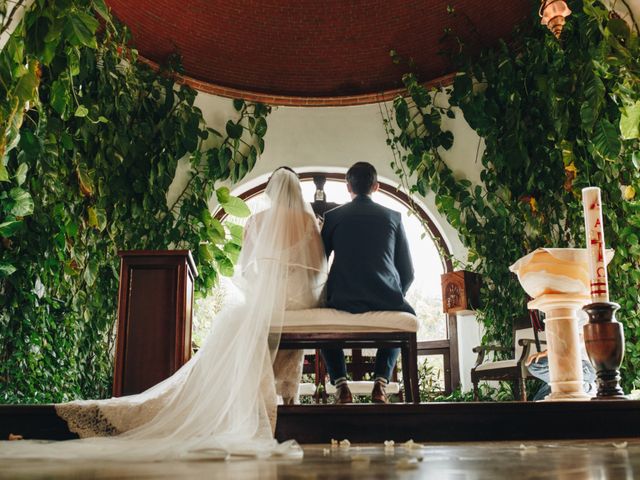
<box><xmin>1</xmin><ymin>438</ymin><xmax>638</xmax><ymax>479</ymax></box>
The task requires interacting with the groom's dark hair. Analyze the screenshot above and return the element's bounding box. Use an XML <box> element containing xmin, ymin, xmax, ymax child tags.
<box><xmin>346</xmin><ymin>162</ymin><xmax>377</xmax><ymax>195</ymax></box>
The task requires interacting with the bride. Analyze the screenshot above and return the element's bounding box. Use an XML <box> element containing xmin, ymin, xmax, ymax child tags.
<box><xmin>0</xmin><ymin>167</ymin><xmax>327</xmax><ymax>461</ymax></box>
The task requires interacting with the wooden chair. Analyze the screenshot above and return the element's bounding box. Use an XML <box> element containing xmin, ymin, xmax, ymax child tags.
<box><xmin>279</xmin><ymin>308</ymin><xmax>420</xmax><ymax>403</ymax></box>
<box><xmin>471</xmin><ymin>315</ymin><xmax>546</xmax><ymax>401</ymax></box>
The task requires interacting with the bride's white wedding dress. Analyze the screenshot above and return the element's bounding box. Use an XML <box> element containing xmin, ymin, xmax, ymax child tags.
<box><xmin>0</xmin><ymin>169</ymin><xmax>326</xmax><ymax>461</ymax></box>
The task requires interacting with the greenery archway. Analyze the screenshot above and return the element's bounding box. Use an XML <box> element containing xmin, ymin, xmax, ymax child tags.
<box><xmin>0</xmin><ymin>0</ymin><xmax>268</xmax><ymax>402</ymax></box>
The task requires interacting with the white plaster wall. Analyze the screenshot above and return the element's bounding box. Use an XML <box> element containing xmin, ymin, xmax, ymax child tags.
<box><xmin>189</xmin><ymin>90</ymin><xmax>486</xmax><ymax>391</ymax></box>
<box><xmin>0</xmin><ymin>0</ymin><xmax>35</xmax><ymax>50</ymax></box>
<box><xmin>193</xmin><ymin>92</ymin><xmax>485</xmax><ymax>259</ymax></box>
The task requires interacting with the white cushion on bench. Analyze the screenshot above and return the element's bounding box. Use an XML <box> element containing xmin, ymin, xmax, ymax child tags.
<box><xmin>325</xmin><ymin>381</ymin><xmax>401</xmax><ymax>395</ymax></box>
<box><xmin>297</xmin><ymin>381</ymin><xmax>401</xmax><ymax>396</ymax></box>
<box><xmin>282</xmin><ymin>308</ymin><xmax>419</xmax><ymax>334</ymax></box>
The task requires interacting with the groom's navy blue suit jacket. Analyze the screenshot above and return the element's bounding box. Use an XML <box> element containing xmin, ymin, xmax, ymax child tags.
<box><xmin>321</xmin><ymin>195</ymin><xmax>415</xmax><ymax>315</ymax></box>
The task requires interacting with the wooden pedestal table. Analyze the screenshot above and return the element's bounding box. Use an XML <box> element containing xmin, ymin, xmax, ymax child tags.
<box><xmin>528</xmin><ymin>293</ymin><xmax>591</xmax><ymax>401</ymax></box>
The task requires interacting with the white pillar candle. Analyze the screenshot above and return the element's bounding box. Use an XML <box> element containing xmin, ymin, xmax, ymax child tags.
<box><xmin>582</xmin><ymin>187</ymin><xmax>609</xmax><ymax>303</ymax></box>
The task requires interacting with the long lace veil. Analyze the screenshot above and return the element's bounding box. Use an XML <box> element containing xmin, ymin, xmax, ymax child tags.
<box><xmin>0</xmin><ymin>169</ymin><xmax>327</xmax><ymax>461</ymax></box>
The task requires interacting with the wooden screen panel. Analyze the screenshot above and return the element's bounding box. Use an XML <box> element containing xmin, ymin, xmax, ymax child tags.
<box><xmin>121</xmin><ymin>266</ymin><xmax>177</xmax><ymax>395</ymax></box>
<box><xmin>113</xmin><ymin>250</ymin><xmax>197</xmax><ymax>397</ymax></box>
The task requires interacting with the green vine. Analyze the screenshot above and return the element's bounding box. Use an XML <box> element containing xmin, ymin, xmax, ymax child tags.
<box><xmin>385</xmin><ymin>0</ymin><xmax>640</xmax><ymax>390</ymax></box>
<box><xmin>0</xmin><ymin>0</ymin><xmax>269</xmax><ymax>402</ymax></box>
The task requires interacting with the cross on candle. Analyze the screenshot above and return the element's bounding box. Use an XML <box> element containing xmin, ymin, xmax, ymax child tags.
<box><xmin>582</xmin><ymin>187</ymin><xmax>609</xmax><ymax>303</ymax></box>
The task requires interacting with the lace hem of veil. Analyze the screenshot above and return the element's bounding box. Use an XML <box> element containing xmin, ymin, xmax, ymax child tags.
<box><xmin>55</xmin><ymin>404</ymin><xmax>121</xmax><ymax>438</ymax></box>
<box><xmin>54</xmin><ymin>387</ymin><xmax>171</xmax><ymax>439</ymax></box>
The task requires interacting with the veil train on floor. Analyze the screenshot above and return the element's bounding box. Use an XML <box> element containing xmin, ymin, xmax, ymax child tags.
<box><xmin>0</xmin><ymin>168</ymin><xmax>327</xmax><ymax>461</ymax></box>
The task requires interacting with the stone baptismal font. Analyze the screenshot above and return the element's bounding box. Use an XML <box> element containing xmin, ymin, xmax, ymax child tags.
<box><xmin>510</xmin><ymin>187</ymin><xmax>625</xmax><ymax>401</ymax></box>
<box><xmin>510</xmin><ymin>248</ymin><xmax>612</xmax><ymax>400</ymax></box>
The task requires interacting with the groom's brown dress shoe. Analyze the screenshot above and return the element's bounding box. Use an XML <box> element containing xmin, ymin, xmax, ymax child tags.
<box><xmin>335</xmin><ymin>384</ymin><xmax>353</xmax><ymax>404</ymax></box>
<box><xmin>372</xmin><ymin>382</ymin><xmax>388</xmax><ymax>404</ymax></box>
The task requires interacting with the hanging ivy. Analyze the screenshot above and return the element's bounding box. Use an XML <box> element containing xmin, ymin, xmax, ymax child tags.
<box><xmin>0</xmin><ymin>0</ymin><xmax>270</xmax><ymax>403</ymax></box>
<box><xmin>384</xmin><ymin>0</ymin><xmax>640</xmax><ymax>391</ymax></box>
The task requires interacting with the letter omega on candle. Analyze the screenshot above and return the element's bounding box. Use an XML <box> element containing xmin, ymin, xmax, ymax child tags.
<box><xmin>581</xmin><ymin>187</ymin><xmax>609</xmax><ymax>303</ymax></box>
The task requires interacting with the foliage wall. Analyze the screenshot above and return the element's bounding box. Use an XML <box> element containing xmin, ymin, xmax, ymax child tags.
<box><xmin>0</xmin><ymin>0</ymin><xmax>269</xmax><ymax>402</ymax></box>
<box><xmin>385</xmin><ymin>0</ymin><xmax>640</xmax><ymax>390</ymax></box>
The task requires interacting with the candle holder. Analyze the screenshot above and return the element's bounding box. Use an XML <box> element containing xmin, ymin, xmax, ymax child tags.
<box><xmin>582</xmin><ymin>302</ymin><xmax>627</xmax><ymax>400</ymax></box>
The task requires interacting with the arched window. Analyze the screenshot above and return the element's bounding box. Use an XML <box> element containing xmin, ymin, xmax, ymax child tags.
<box><xmin>194</xmin><ymin>172</ymin><xmax>460</xmax><ymax>394</ymax></box>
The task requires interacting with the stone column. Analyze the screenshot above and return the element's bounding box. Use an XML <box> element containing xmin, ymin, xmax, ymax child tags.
<box><xmin>528</xmin><ymin>293</ymin><xmax>591</xmax><ymax>401</ymax></box>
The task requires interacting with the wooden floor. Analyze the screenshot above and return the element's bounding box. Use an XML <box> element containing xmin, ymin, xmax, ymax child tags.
<box><xmin>2</xmin><ymin>401</ymin><xmax>640</xmax><ymax>443</ymax></box>
<box><xmin>2</xmin><ymin>439</ymin><xmax>639</xmax><ymax>479</ymax></box>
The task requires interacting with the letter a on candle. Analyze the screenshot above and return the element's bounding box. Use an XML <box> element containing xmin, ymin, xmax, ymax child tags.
<box><xmin>582</xmin><ymin>187</ymin><xmax>609</xmax><ymax>302</ymax></box>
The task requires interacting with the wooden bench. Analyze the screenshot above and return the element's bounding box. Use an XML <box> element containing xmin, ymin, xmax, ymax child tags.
<box><xmin>278</xmin><ymin>308</ymin><xmax>420</xmax><ymax>403</ymax></box>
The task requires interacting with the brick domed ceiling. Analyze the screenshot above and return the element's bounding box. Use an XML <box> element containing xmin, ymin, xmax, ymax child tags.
<box><xmin>106</xmin><ymin>0</ymin><xmax>532</xmax><ymax>104</ymax></box>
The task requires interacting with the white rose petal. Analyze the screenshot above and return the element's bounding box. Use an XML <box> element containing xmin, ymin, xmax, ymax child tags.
<box><xmin>339</xmin><ymin>439</ymin><xmax>351</xmax><ymax>449</ymax></box>
<box><xmin>402</xmin><ymin>439</ymin><xmax>424</xmax><ymax>450</ymax></box>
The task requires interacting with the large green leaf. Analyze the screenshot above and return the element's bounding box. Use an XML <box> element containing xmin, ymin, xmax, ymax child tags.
<box><xmin>215</xmin><ymin>186</ymin><xmax>230</xmax><ymax>204</ymax></box>
<box><xmin>592</xmin><ymin>118</ymin><xmax>622</xmax><ymax>160</ymax></box>
<box><xmin>9</xmin><ymin>188</ymin><xmax>34</xmax><ymax>216</ymax></box>
<box><xmin>223</xmin><ymin>242</ymin><xmax>241</xmax><ymax>263</ymax></box>
<box><xmin>41</xmin><ymin>19</ymin><xmax>64</xmax><ymax>65</ymax></box>
<box><xmin>233</xmin><ymin>99</ymin><xmax>245</xmax><ymax>111</ymax></box>
<box><xmin>64</xmin><ymin>12</ymin><xmax>99</xmax><ymax>49</ymax></box>
<box><xmin>213</xmin><ymin>249</ymin><xmax>235</xmax><ymax>277</ymax></box>
<box><xmin>620</xmin><ymin>101</ymin><xmax>640</xmax><ymax>140</ymax></box>
<box><xmin>607</xmin><ymin>18</ymin><xmax>631</xmax><ymax>43</ymax></box>
<box><xmin>254</xmin><ymin>117</ymin><xmax>268</xmax><ymax>137</ymax></box>
<box><xmin>580</xmin><ymin>72</ymin><xmax>605</xmax><ymax>132</ymax></box>
<box><xmin>227</xmin><ymin>223</ymin><xmax>244</xmax><ymax>245</ymax></box>
<box><xmin>74</xmin><ymin>105</ymin><xmax>89</xmax><ymax>117</ymax></box>
<box><xmin>0</xmin><ymin>219</ymin><xmax>22</xmax><ymax>237</ymax></box>
<box><xmin>76</xmin><ymin>163</ymin><xmax>94</xmax><ymax>196</ymax></box>
<box><xmin>15</xmin><ymin>163</ymin><xmax>28</xmax><ymax>186</ymax></box>
<box><xmin>208</xmin><ymin>218</ymin><xmax>226</xmax><ymax>243</ymax></box>
<box><xmin>198</xmin><ymin>243</ymin><xmax>213</xmax><ymax>261</ymax></box>
<box><xmin>83</xmin><ymin>259</ymin><xmax>99</xmax><ymax>287</ymax></box>
<box><xmin>395</xmin><ymin>98</ymin><xmax>410</xmax><ymax>129</ymax></box>
<box><xmin>0</xmin><ymin>261</ymin><xmax>17</xmax><ymax>277</ymax></box>
<box><xmin>0</xmin><ymin>163</ymin><xmax>8</xmax><ymax>182</ymax></box>
<box><xmin>50</xmin><ymin>79</ymin><xmax>70</xmax><ymax>116</ymax></box>
<box><xmin>225</xmin><ymin>120</ymin><xmax>243</xmax><ymax>139</ymax></box>
<box><xmin>87</xmin><ymin>206</ymin><xmax>107</xmax><ymax>231</ymax></box>
<box><xmin>18</xmin><ymin>129</ymin><xmax>40</xmax><ymax>157</ymax></box>
<box><xmin>13</xmin><ymin>62</ymin><xmax>39</xmax><ymax>103</ymax></box>
<box><xmin>92</xmin><ymin>0</ymin><xmax>112</xmax><ymax>25</ymax></box>
<box><xmin>68</xmin><ymin>47</ymin><xmax>81</xmax><ymax>76</ymax></box>
<box><xmin>222</xmin><ymin>195</ymin><xmax>250</xmax><ymax>218</ymax></box>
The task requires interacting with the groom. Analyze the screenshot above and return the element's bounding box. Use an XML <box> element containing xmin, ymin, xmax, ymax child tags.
<box><xmin>320</xmin><ymin>162</ymin><xmax>415</xmax><ymax>404</ymax></box>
